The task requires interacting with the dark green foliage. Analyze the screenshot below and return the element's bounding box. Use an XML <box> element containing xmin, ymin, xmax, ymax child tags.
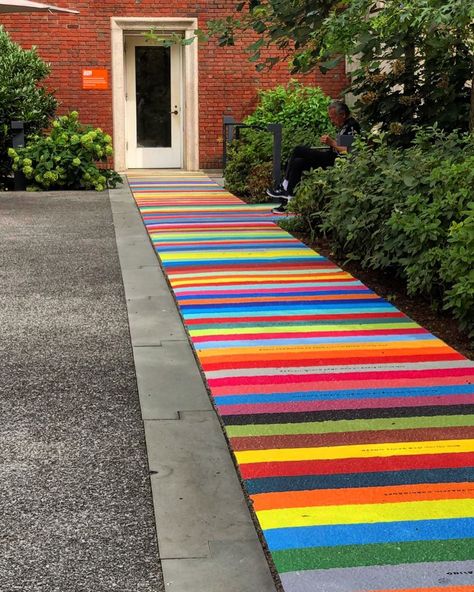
<box><xmin>9</xmin><ymin>112</ymin><xmax>122</xmax><ymax>191</ymax></box>
<box><xmin>246</xmin><ymin>161</ymin><xmax>274</xmax><ymax>202</ymax></box>
<box><xmin>0</xmin><ymin>26</ymin><xmax>57</xmax><ymax>185</ymax></box>
<box><xmin>224</xmin><ymin>82</ymin><xmax>333</xmax><ymax>198</ymax></box>
<box><xmin>208</xmin><ymin>1</ymin><xmax>474</xmax><ymax>132</ymax></box>
<box><xmin>290</xmin><ymin>129</ymin><xmax>474</xmax><ymax>337</ymax></box>
<box><xmin>351</xmin><ymin>33</ymin><xmax>472</xmax><ymax>141</ymax></box>
<box><xmin>224</xmin><ymin>128</ymin><xmax>273</xmax><ymax>197</ymax></box>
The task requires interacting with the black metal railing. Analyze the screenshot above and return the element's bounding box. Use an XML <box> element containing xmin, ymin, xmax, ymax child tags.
<box><xmin>11</xmin><ymin>121</ymin><xmax>27</xmax><ymax>190</ymax></box>
<box><xmin>223</xmin><ymin>116</ymin><xmax>282</xmax><ymax>189</ymax></box>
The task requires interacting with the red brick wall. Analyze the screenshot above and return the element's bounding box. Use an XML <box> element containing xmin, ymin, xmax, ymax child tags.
<box><xmin>1</xmin><ymin>1</ymin><xmax>347</xmax><ymax>168</ymax></box>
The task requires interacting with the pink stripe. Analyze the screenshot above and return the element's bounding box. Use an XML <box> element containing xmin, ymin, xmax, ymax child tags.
<box><xmin>175</xmin><ymin>285</ymin><xmax>367</xmax><ymax>296</ymax></box>
<box><xmin>217</xmin><ymin>394</ymin><xmax>474</xmax><ymax>416</ymax></box>
<box><xmin>211</xmin><ymin>375</ymin><xmax>474</xmax><ymax>396</ymax></box>
<box><xmin>208</xmin><ymin>367</ymin><xmax>474</xmax><ymax>388</ymax></box>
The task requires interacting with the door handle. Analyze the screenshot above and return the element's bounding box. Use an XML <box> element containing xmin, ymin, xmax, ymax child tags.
<box><xmin>170</xmin><ymin>107</ymin><xmax>179</xmax><ymax>115</ymax></box>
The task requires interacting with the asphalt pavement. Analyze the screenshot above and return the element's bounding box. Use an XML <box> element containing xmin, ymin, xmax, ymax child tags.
<box><xmin>0</xmin><ymin>184</ymin><xmax>276</xmax><ymax>592</ymax></box>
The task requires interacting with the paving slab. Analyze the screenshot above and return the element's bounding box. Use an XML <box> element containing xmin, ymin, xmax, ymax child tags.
<box><xmin>115</xmin><ymin>238</ymin><xmax>160</xmax><ymax>269</ymax></box>
<box><xmin>133</xmin><ymin>343</ymin><xmax>212</xmax><ymax>419</ymax></box>
<box><xmin>121</xmin><ymin>265</ymin><xmax>177</xmax><ymax>301</ymax></box>
<box><xmin>162</xmin><ymin>540</ymin><xmax>277</xmax><ymax>592</ymax></box>
<box><xmin>145</xmin><ymin>411</ymin><xmax>268</xmax><ymax>558</ymax></box>
<box><xmin>112</xmin><ymin>212</ymin><xmax>151</xmax><ymax>238</ymax></box>
<box><xmin>126</xmin><ymin>294</ymin><xmax>188</xmax><ymax>345</ymax></box>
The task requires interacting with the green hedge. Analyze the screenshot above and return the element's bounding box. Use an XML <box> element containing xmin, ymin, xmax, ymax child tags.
<box><xmin>224</xmin><ymin>82</ymin><xmax>334</xmax><ymax>200</ymax></box>
<box><xmin>289</xmin><ymin>128</ymin><xmax>474</xmax><ymax>338</ymax></box>
<box><xmin>0</xmin><ymin>26</ymin><xmax>57</xmax><ymax>185</ymax></box>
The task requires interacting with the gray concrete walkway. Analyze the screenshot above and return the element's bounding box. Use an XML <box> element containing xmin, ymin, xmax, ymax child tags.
<box><xmin>0</xmin><ymin>183</ymin><xmax>276</xmax><ymax>592</ymax></box>
<box><xmin>110</xmin><ymin>179</ymin><xmax>277</xmax><ymax>592</ymax></box>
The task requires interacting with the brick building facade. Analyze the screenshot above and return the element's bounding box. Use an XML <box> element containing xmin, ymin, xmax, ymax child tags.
<box><xmin>1</xmin><ymin>1</ymin><xmax>347</xmax><ymax>170</ymax></box>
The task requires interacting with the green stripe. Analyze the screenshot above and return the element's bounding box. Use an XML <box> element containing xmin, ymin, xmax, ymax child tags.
<box><xmin>272</xmin><ymin>538</ymin><xmax>474</xmax><ymax>573</ymax></box>
<box><xmin>225</xmin><ymin>415</ymin><xmax>474</xmax><ymax>438</ymax></box>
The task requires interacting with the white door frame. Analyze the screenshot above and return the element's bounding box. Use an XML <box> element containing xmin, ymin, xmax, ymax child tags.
<box><xmin>111</xmin><ymin>17</ymin><xmax>199</xmax><ymax>171</ymax></box>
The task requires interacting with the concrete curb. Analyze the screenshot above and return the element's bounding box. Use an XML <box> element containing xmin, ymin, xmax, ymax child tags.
<box><xmin>109</xmin><ymin>178</ymin><xmax>277</xmax><ymax>592</ymax></box>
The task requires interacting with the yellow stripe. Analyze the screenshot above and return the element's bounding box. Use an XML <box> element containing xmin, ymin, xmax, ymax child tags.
<box><xmin>235</xmin><ymin>439</ymin><xmax>474</xmax><ymax>464</ymax></box>
<box><xmin>170</xmin><ymin>274</ymin><xmax>351</xmax><ymax>286</ymax></box>
<box><xmin>151</xmin><ymin>232</ymin><xmax>289</xmax><ymax>239</ymax></box>
<box><xmin>137</xmin><ymin>197</ymin><xmax>232</xmax><ymax>202</ymax></box>
<box><xmin>257</xmin><ymin>498</ymin><xmax>474</xmax><ymax>529</ymax></box>
<box><xmin>161</xmin><ymin>249</ymin><xmax>315</xmax><ymax>261</ymax></box>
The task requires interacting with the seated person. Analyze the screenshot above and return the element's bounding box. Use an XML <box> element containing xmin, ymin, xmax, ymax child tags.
<box><xmin>268</xmin><ymin>101</ymin><xmax>360</xmax><ymax>212</ymax></box>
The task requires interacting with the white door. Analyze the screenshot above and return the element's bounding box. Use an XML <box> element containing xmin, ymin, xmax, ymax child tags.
<box><xmin>125</xmin><ymin>37</ymin><xmax>182</xmax><ymax>168</ymax></box>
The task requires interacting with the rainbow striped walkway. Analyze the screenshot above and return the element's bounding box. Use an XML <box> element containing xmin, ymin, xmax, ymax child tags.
<box><xmin>128</xmin><ymin>173</ymin><xmax>474</xmax><ymax>592</ymax></box>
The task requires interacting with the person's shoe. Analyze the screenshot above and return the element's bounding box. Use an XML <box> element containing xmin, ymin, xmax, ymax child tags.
<box><xmin>266</xmin><ymin>186</ymin><xmax>289</xmax><ymax>199</ymax></box>
<box><xmin>271</xmin><ymin>200</ymin><xmax>288</xmax><ymax>214</ymax></box>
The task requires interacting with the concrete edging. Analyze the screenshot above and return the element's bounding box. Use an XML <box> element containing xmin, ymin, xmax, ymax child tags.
<box><xmin>108</xmin><ymin>178</ymin><xmax>277</xmax><ymax>592</ymax></box>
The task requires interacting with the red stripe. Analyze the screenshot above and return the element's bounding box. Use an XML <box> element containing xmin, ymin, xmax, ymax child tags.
<box><xmin>176</xmin><ymin>285</ymin><xmax>369</xmax><ymax>296</ymax></box>
<box><xmin>201</xmin><ymin>353</ymin><xmax>461</xmax><ymax>372</ymax></box>
<box><xmin>154</xmin><ymin>240</ymin><xmax>299</xmax><ymax>247</ymax></box>
<box><xmin>239</xmin><ymin>452</ymin><xmax>474</xmax><ymax>479</ymax></box>
<box><xmin>208</xmin><ymin>367</ymin><xmax>474</xmax><ymax>388</ymax></box>
<box><xmin>166</xmin><ymin>264</ymin><xmax>339</xmax><ymax>274</ymax></box>
<box><xmin>218</xmin><ymin>393</ymin><xmax>474</xmax><ymax>416</ymax></box>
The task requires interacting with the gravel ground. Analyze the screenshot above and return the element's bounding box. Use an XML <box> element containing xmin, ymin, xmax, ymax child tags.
<box><xmin>0</xmin><ymin>191</ymin><xmax>163</xmax><ymax>592</ymax></box>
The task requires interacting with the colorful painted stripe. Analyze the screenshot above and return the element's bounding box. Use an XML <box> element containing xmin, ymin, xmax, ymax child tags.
<box><xmin>128</xmin><ymin>174</ymin><xmax>474</xmax><ymax>592</ymax></box>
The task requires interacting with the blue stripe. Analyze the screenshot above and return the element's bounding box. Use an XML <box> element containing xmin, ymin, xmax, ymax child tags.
<box><xmin>153</xmin><ymin>237</ymin><xmax>294</xmax><ymax>243</ymax></box>
<box><xmin>264</xmin><ymin>518</ymin><xmax>474</xmax><ymax>551</ymax></box>
<box><xmin>215</xmin><ymin>384</ymin><xmax>474</xmax><ymax>406</ymax></box>
<box><xmin>161</xmin><ymin>258</ymin><xmax>326</xmax><ymax>267</ymax></box>
<box><xmin>183</xmin><ymin>307</ymin><xmax>399</xmax><ymax>319</ymax></box>
<box><xmin>245</xmin><ymin>468</ymin><xmax>474</xmax><ymax>494</ymax></box>
<box><xmin>156</xmin><ymin>244</ymin><xmax>309</xmax><ymax>252</ymax></box>
<box><xmin>179</xmin><ymin>300</ymin><xmax>388</xmax><ymax>311</ymax></box>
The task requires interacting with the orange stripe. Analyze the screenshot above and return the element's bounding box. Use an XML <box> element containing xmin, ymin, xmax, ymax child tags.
<box><xmin>251</xmin><ymin>482</ymin><xmax>474</xmax><ymax>511</ymax></box>
<box><xmin>198</xmin><ymin>347</ymin><xmax>455</xmax><ymax>363</ymax></box>
<box><xmin>362</xmin><ymin>588</ymin><xmax>474</xmax><ymax>592</ymax></box>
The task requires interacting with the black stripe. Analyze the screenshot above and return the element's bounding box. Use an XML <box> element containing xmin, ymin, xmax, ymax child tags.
<box><xmin>245</xmin><ymin>467</ymin><xmax>474</xmax><ymax>494</ymax></box>
<box><xmin>222</xmin><ymin>404</ymin><xmax>474</xmax><ymax>425</ymax></box>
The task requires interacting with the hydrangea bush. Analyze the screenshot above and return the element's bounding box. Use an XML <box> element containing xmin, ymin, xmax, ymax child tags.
<box><xmin>9</xmin><ymin>112</ymin><xmax>122</xmax><ymax>191</ymax></box>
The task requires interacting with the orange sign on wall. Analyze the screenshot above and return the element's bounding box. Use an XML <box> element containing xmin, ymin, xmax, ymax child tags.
<box><xmin>82</xmin><ymin>68</ymin><xmax>108</xmax><ymax>90</ymax></box>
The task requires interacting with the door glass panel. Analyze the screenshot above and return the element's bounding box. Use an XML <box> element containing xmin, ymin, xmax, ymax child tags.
<box><xmin>135</xmin><ymin>46</ymin><xmax>171</xmax><ymax>148</ymax></box>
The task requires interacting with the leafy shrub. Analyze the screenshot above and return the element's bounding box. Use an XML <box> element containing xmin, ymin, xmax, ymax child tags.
<box><xmin>224</xmin><ymin>81</ymin><xmax>334</xmax><ymax>198</ymax></box>
<box><xmin>246</xmin><ymin>161</ymin><xmax>273</xmax><ymax>202</ymax></box>
<box><xmin>245</xmin><ymin>81</ymin><xmax>335</xmax><ymax>151</ymax></box>
<box><xmin>224</xmin><ymin>128</ymin><xmax>272</xmax><ymax>197</ymax></box>
<box><xmin>290</xmin><ymin>128</ymin><xmax>474</xmax><ymax>338</ymax></box>
<box><xmin>0</xmin><ymin>26</ymin><xmax>57</xmax><ymax>185</ymax></box>
<box><xmin>439</xmin><ymin>203</ymin><xmax>474</xmax><ymax>337</ymax></box>
<box><xmin>9</xmin><ymin>112</ymin><xmax>122</xmax><ymax>191</ymax></box>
